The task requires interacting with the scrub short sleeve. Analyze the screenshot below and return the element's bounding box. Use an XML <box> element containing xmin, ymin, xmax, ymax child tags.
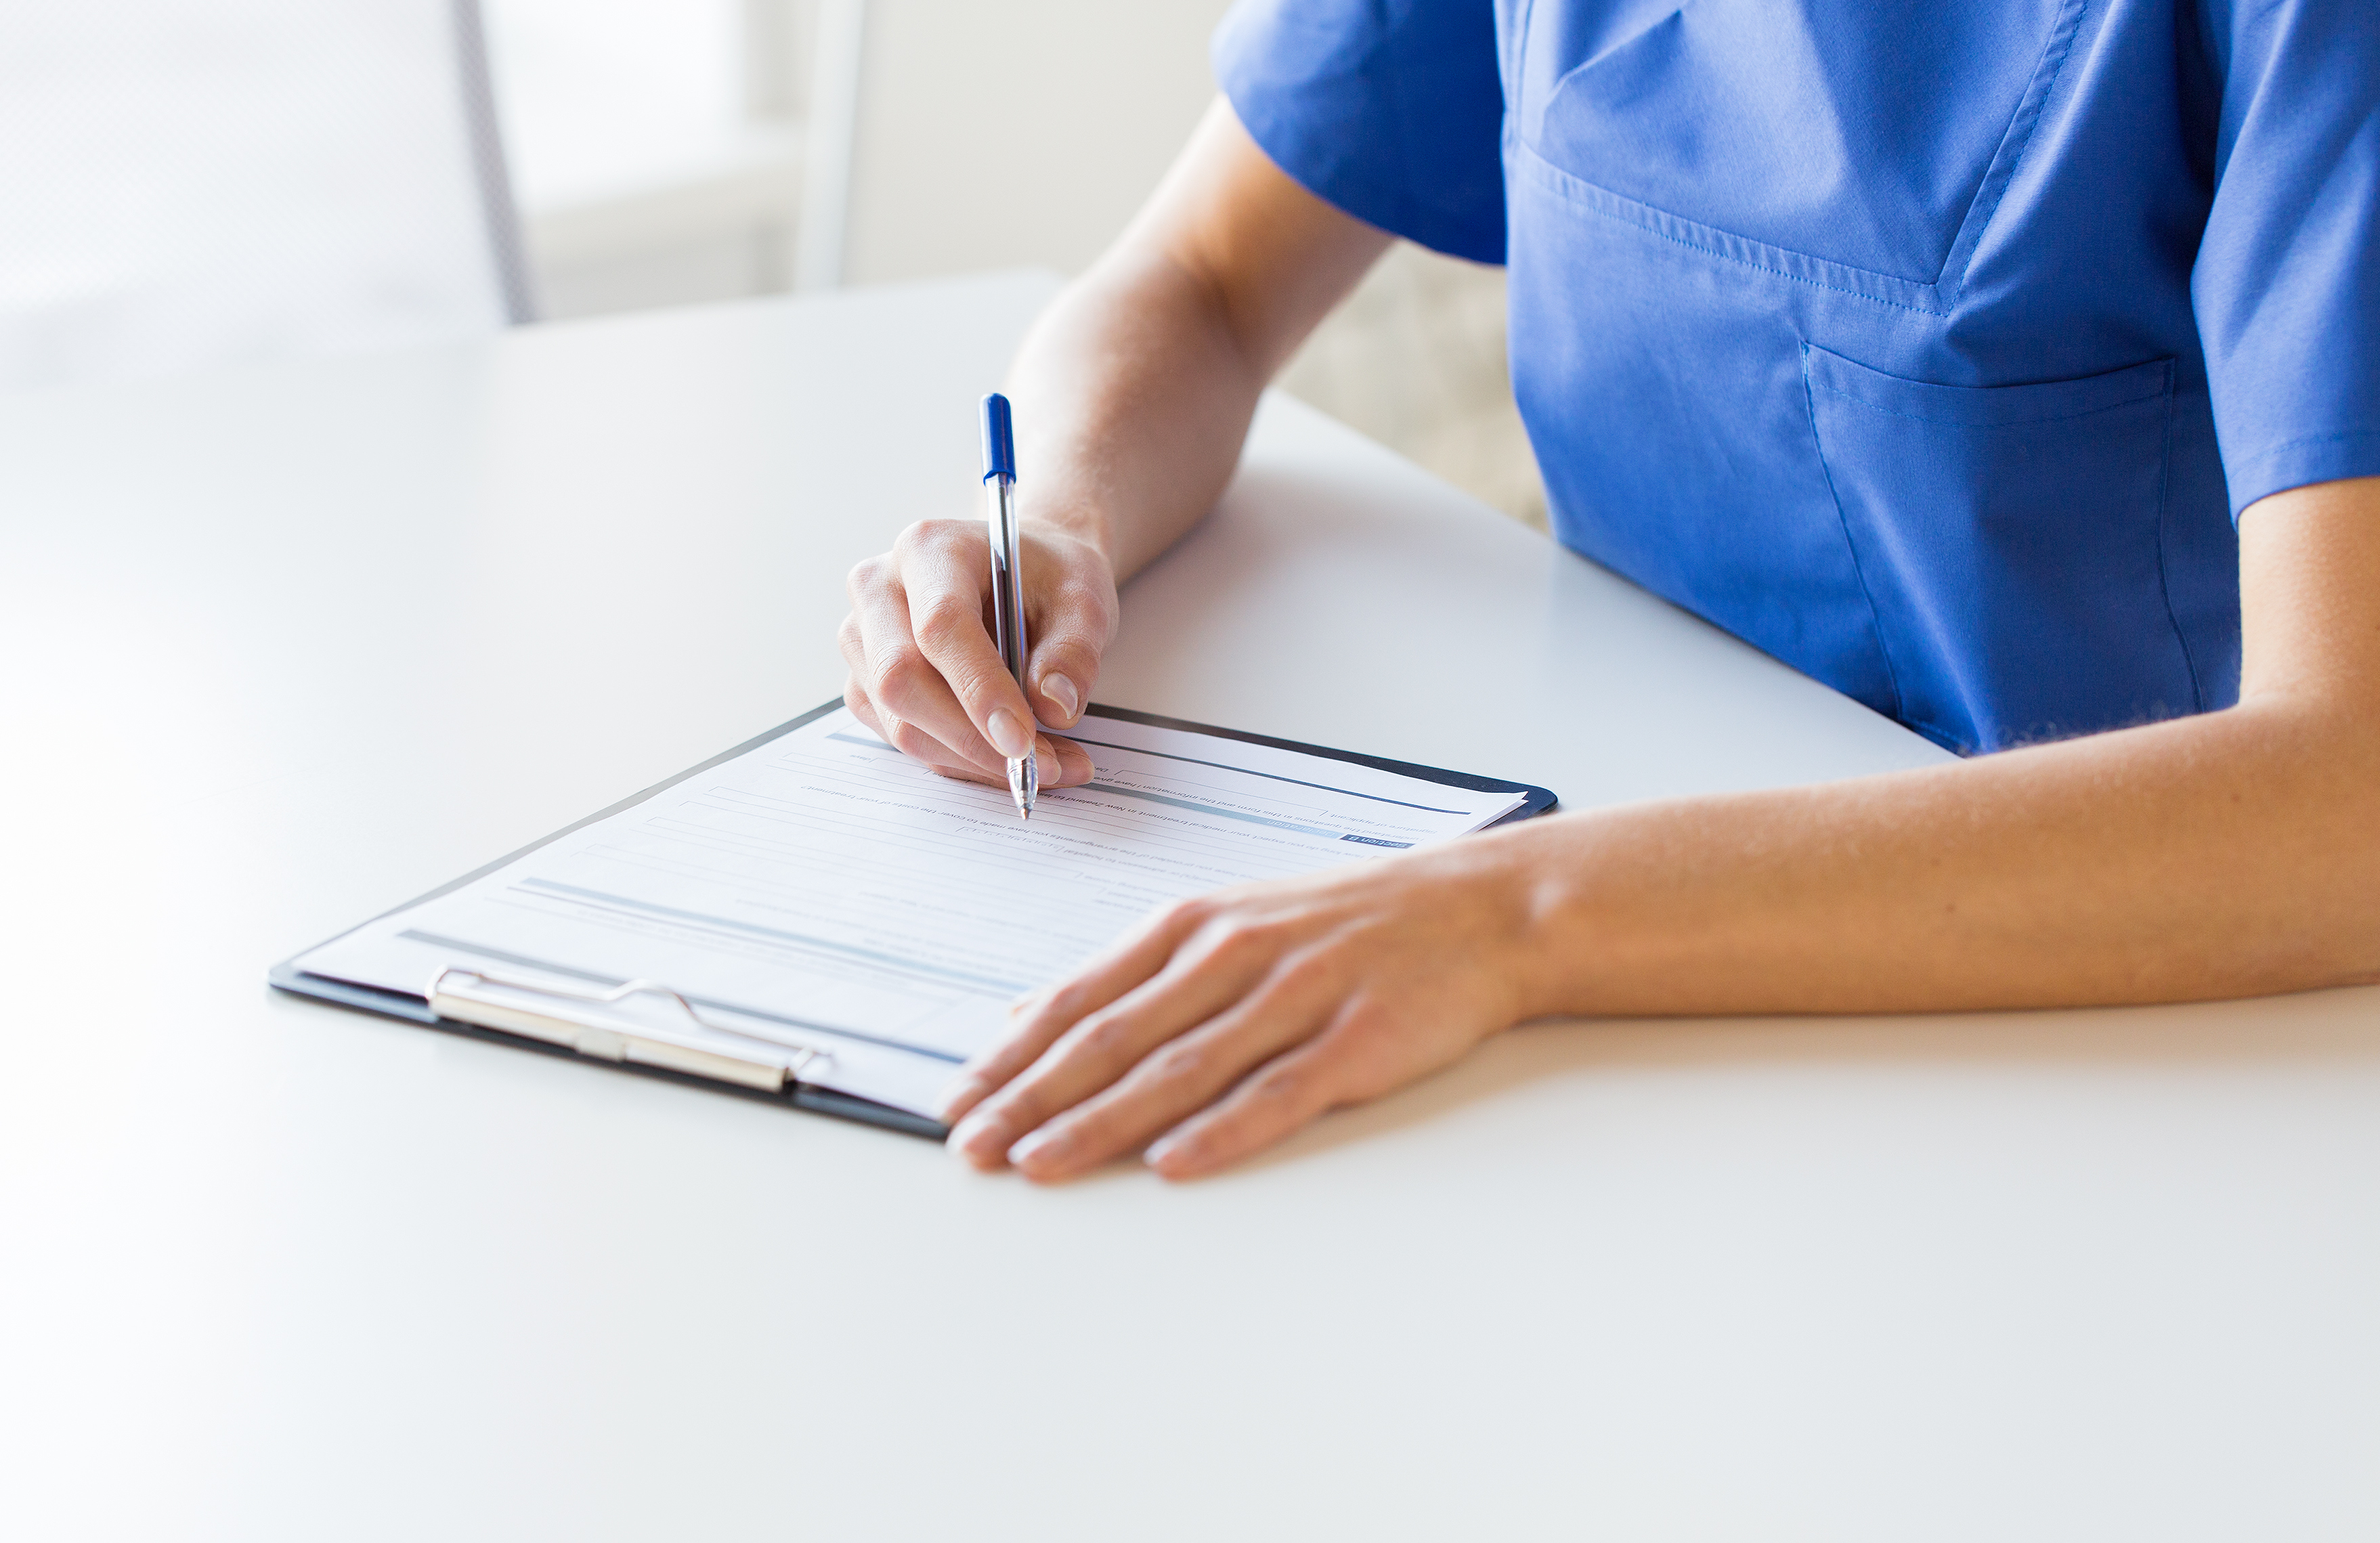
<box><xmin>2193</xmin><ymin>0</ymin><xmax>2380</xmax><ymax>515</ymax></box>
<box><xmin>1211</xmin><ymin>0</ymin><xmax>1506</xmax><ymax>264</ymax></box>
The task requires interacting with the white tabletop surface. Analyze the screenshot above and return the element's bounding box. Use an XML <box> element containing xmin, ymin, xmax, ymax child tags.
<box><xmin>3</xmin><ymin>272</ymin><xmax>2375</xmax><ymax>1542</ymax></box>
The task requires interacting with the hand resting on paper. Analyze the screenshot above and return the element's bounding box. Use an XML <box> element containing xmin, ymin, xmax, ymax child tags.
<box><xmin>934</xmin><ymin>831</ymin><xmax>1551</xmax><ymax>1182</ymax></box>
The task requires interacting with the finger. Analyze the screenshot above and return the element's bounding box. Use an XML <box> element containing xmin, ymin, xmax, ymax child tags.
<box><xmin>1039</xmin><ymin>733</ymin><xmax>1096</xmax><ymax>789</ymax></box>
<box><xmin>936</xmin><ymin>898</ymin><xmax>1214</xmax><ymax>1131</ymax></box>
<box><xmin>850</xmin><ymin>603</ymin><xmax>1083</xmax><ymax>788</ymax></box>
<box><xmin>894</xmin><ymin>523</ymin><xmax>1043</xmax><ymax>763</ymax></box>
<box><xmin>1004</xmin><ymin>950</ymin><xmax>1348</xmax><ymax>1183</ymax></box>
<box><xmin>842</xmin><ymin>672</ymin><xmax>898</xmax><ymax>744</ymax></box>
<box><xmin>845</xmin><ymin>674</ymin><xmax>992</xmax><ymax>781</ymax></box>
<box><xmin>898</xmin><ymin>738</ymin><xmax>1084</xmax><ymax>796</ymax></box>
<box><xmin>1023</xmin><ymin>574</ymin><xmax>1114</xmax><ymax>732</ymax></box>
<box><xmin>851</xmin><ymin>600</ymin><xmax>1001</xmax><ymax>773</ymax></box>
<box><xmin>966</xmin><ymin>898</ymin><xmax>1213</xmax><ymax>1085</ymax></box>
<box><xmin>848</xmin><ymin>547</ymin><xmax>1005</xmax><ymax>775</ymax></box>
<box><xmin>920</xmin><ymin>737</ymin><xmax>1073</xmax><ymax>800</ymax></box>
<box><xmin>842</xmin><ymin>661</ymin><xmax>878</xmax><ymax>726</ymax></box>
<box><xmin>1142</xmin><ymin>1027</ymin><xmax>1354</xmax><ymax>1181</ymax></box>
<box><xmin>836</xmin><ymin>611</ymin><xmax>867</xmax><ymax>676</ymax></box>
<box><xmin>947</xmin><ymin>915</ymin><xmax>1284</xmax><ymax>1169</ymax></box>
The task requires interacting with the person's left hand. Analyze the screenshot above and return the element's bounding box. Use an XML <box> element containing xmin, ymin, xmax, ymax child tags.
<box><xmin>936</xmin><ymin>829</ymin><xmax>1554</xmax><ymax>1181</ymax></box>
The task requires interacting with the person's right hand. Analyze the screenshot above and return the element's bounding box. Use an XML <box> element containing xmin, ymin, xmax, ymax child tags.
<box><xmin>839</xmin><ymin>517</ymin><xmax>1118</xmax><ymax>788</ymax></box>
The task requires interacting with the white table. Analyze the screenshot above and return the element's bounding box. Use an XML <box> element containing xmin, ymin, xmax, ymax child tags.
<box><xmin>3</xmin><ymin>273</ymin><xmax>2374</xmax><ymax>1542</ymax></box>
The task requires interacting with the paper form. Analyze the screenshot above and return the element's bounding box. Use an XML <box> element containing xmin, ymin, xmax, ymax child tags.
<box><xmin>295</xmin><ymin>707</ymin><xmax>1528</xmax><ymax>1116</ymax></box>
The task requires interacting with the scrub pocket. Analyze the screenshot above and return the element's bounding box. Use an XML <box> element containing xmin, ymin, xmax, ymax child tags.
<box><xmin>1802</xmin><ymin>345</ymin><xmax>2196</xmax><ymax>753</ymax></box>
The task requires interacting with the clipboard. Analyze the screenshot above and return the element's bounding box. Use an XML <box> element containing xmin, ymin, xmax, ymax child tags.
<box><xmin>270</xmin><ymin>698</ymin><xmax>1559</xmax><ymax>1140</ymax></box>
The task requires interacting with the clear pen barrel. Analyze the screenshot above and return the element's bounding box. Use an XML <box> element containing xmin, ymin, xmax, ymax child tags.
<box><xmin>985</xmin><ymin>475</ymin><xmax>1026</xmax><ymax>680</ymax></box>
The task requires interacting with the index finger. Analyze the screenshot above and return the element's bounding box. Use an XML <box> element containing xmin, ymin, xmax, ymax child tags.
<box><xmin>895</xmin><ymin>523</ymin><xmax>1042</xmax><ymax>762</ymax></box>
<box><xmin>934</xmin><ymin>898</ymin><xmax>1211</xmax><ymax>1126</ymax></box>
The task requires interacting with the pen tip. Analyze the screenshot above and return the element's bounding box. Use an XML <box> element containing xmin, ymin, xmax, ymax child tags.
<box><xmin>1009</xmin><ymin>752</ymin><xmax>1037</xmax><ymax>821</ymax></box>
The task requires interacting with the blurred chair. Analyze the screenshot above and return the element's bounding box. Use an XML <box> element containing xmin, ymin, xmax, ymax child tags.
<box><xmin>0</xmin><ymin>0</ymin><xmax>533</xmax><ymax>394</ymax></box>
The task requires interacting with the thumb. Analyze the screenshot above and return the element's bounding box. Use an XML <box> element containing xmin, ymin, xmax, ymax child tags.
<box><xmin>1026</xmin><ymin>590</ymin><xmax>1112</xmax><ymax>730</ymax></box>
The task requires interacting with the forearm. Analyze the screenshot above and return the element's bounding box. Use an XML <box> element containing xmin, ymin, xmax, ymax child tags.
<box><xmin>940</xmin><ymin>481</ymin><xmax>2380</xmax><ymax>1180</ymax></box>
<box><xmin>1510</xmin><ymin>478</ymin><xmax>2380</xmax><ymax>1016</ymax></box>
<box><xmin>1005</xmin><ymin>98</ymin><xmax>1389</xmax><ymax>583</ymax></box>
<box><xmin>1504</xmin><ymin>695</ymin><xmax>2380</xmax><ymax>1018</ymax></box>
<box><xmin>1005</xmin><ymin>247</ymin><xmax>1266</xmax><ymax>581</ymax></box>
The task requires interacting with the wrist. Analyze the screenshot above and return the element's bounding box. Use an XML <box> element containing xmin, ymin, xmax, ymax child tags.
<box><xmin>1473</xmin><ymin>817</ymin><xmax>1599</xmax><ymax>1024</ymax></box>
<box><xmin>1021</xmin><ymin>491</ymin><xmax>1120</xmax><ymax>574</ymax></box>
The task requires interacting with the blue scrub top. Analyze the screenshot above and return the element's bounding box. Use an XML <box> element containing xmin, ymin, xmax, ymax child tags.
<box><xmin>1215</xmin><ymin>0</ymin><xmax>2380</xmax><ymax>753</ymax></box>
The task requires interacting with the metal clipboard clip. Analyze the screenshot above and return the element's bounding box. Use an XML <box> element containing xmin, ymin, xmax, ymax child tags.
<box><xmin>427</xmin><ymin>967</ymin><xmax>836</xmax><ymax>1094</ymax></box>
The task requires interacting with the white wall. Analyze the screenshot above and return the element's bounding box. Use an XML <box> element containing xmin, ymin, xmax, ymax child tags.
<box><xmin>841</xmin><ymin>0</ymin><xmax>1233</xmax><ymax>284</ymax></box>
<box><xmin>486</xmin><ymin>0</ymin><xmax>805</xmax><ymax>317</ymax></box>
<box><xmin>496</xmin><ymin>0</ymin><xmax>1546</xmax><ymax>524</ymax></box>
<box><xmin>505</xmin><ymin>1</ymin><xmax>1231</xmax><ymax>316</ymax></box>
<box><xmin>837</xmin><ymin>0</ymin><xmax>1542</xmax><ymax>523</ymax></box>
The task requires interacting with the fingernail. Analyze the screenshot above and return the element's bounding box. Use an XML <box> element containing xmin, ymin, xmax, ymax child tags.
<box><xmin>1008</xmin><ymin>1126</ymin><xmax>1069</xmax><ymax>1169</ymax></box>
<box><xmin>934</xmin><ymin>1074</ymin><xmax>987</xmax><ymax>1123</ymax></box>
<box><xmin>951</xmin><ymin>1110</ymin><xmax>1010</xmax><ymax>1162</ymax></box>
<box><xmin>987</xmin><ymin>708</ymin><xmax>1033</xmax><ymax>758</ymax></box>
<box><xmin>1041</xmin><ymin>673</ymin><xmax>1080</xmax><ymax>722</ymax></box>
<box><xmin>1144</xmin><ymin>1133</ymin><xmax>1186</xmax><ymax>1170</ymax></box>
<box><xmin>1033</xmin><ymin>738</ymin><xmax>1056</xmax><ymax>786</ymax></box>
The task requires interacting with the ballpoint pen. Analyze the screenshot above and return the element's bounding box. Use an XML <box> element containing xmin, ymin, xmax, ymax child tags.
<box><xmin>980</xmin><ymin>392</ymin><xmax>1035</xmax><ymax>820</ymax></box>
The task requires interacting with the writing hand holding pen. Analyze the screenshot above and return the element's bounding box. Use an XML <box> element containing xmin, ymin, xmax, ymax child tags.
<box><xmin>838</xmin><ymin>395</ymin><xmax>1113</xmax><ymax>794</ymax></box>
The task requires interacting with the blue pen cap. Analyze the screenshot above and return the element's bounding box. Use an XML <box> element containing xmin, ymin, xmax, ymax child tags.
<box><xmin>980</xmin><ymin>392</ymin><xmax>1016</xmax><ymax>483</ymax></box>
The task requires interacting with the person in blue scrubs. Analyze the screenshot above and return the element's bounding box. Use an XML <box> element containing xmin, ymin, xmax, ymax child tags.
<box><xmin>838</xmin><ymin>0</ymin><xmax>2380</xmax><ymax>1180</ymax></box>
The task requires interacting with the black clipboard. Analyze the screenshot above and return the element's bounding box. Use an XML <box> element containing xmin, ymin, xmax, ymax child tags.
<box><xmin>270</xmin><ymin>698</ymin><xmax>1559</xmax><ymax>1140</ymax></box>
